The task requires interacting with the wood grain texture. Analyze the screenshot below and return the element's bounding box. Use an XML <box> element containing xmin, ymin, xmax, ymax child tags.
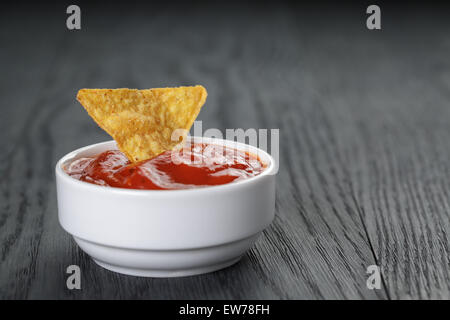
<box><xmin>0</xmin><ymin>2</ymin><xmax>449</xmax><ymax>299</ymax></box>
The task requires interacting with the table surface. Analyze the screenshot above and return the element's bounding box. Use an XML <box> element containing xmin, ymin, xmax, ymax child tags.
<box><xmin>1</xmin><ymin>2</ymin><xmax>450</xmax><ymax>299</ymax></box>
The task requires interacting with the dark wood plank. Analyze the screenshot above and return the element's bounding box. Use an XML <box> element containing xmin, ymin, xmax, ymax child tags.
<box><xmin>342</xmin><ymin>26</ymin><xmax>450</xmax><ymax>299</ymax></box>
<box><xmin>285</xmin><ymin>4</ymin><xmax>450</xmax><ymax>299</ymax></box>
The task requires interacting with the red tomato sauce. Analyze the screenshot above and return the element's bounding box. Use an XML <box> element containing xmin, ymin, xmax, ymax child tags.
<box><xmin>64</xmin><ymin>143</ymin><xmax>266</xmax><ymax>190</ymax></box>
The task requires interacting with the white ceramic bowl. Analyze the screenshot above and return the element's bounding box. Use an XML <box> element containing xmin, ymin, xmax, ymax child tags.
<box><xmin>56</xmin><ymin>137</ymin><xmax>276</xmax><ymax>277</ymax></box>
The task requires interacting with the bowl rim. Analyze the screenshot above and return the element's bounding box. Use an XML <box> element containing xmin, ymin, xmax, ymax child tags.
<box><xmin>55</xmin><ymin>136</ymin><xmax>276</xmax><ymax>195</ymax></box>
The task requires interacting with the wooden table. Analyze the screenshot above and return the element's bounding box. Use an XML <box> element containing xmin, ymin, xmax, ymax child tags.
<box><xmin>1</xmin><ymin>2</ymin><xmax>449</xmax><ymax>299</ymax></box>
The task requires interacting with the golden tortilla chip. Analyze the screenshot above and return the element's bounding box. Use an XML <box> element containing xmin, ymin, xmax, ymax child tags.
<box><xmin>77</xmin><ymin>86</ymin><xmax>207</xmax><ymax>162</ymax></box>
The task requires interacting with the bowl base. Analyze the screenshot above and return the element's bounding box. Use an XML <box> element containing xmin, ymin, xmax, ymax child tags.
<box><xmin>93</xmin><ymin>256</ymin><xmax>241</xmax><ymax>278</ymax></box>
<box><xmin>73</xmin><ymin>234</ymin><xmax>260</xmax><ymax>278</ymax></box>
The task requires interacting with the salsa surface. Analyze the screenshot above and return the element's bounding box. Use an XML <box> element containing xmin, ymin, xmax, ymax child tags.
<box><xmin>64</xmin><ymin>143</ymin><xmax>266</xmax><ymax>190</ymax></box>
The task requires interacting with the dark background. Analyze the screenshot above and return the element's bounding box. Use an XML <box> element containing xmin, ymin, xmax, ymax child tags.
<box><xmin>1</xmin><ymin>0</ymin><xmax>450</xmax><ymax>299</ymax></box>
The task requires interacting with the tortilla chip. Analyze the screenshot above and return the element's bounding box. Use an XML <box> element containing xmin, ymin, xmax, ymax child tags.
<box><xmin>77</xmin><ymin>86</ymin><xmax>207</xmax><ymax>162</ymax></box>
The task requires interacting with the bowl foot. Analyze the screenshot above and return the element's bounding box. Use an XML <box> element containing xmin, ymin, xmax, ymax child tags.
<box><xmin>74</xmin><ymin>234</ymin><xmax>260</xmax><ymax>278</ymax></box>
<box><xmin>93</xmin><ymin>256</ymin><xmax>241</xmax><ymax>278</ymax></box>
